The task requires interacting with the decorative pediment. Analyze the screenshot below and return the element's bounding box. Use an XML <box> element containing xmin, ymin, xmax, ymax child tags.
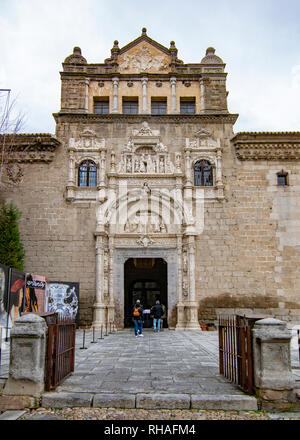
<box><xmin>114</xmin><ymin>28</ymin><xmax>174</xmax><ymax>74</ymax></box>
<box><xmin>118</xmin><ymin>41</ymin><xmax>171</xmax><ymax>74</ymax></box>
<box><xmin>69</xmin><ymin>129</ymin><xmax>105</xmax><ymax>151</ymax></box>
<box><xmin>186</xmin><ymin>129</ymin><xmax>220</xmax><ymax>151</ymax></box>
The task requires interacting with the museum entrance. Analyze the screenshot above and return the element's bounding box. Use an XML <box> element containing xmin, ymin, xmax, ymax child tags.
<box><xmin>124</xmin><ymin>258</ymin><xmax>168</xmax><ymax>328</ymax></box>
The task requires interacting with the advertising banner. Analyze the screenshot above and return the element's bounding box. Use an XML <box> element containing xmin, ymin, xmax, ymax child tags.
<box><xmin>48</xmin><ymin>281</ymin><xmax>80</xmax><ymax>327</ymax></box>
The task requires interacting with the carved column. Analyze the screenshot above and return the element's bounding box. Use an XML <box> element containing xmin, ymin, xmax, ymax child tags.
<box><xmin>199</xmin><ymin>78</ymin><xmax>205</xmax><ymax>113</ymax></box>
<box><xmin>184</xmin><ymin>148</ymin><xmax>192</xmax><ymax>185</ymax></box>
<box><xmin>170</xmin><ymin>77</ymin><xmax>177</xmax><ymax>114</ymax></box>
<box><xmin>216</xmin><ymin>141</ymin><xmax>224</xmax><ymax>199</ymax></box>
<box><xmin>141</xmin><ymin>77</ymin><xmax>148</xmax><ymax>114</ymax></box>
<box><xmin>84</xmin><ymin>78</ymin><xmax>90</xmax><ymax>113</ymax></box>
<box><xmin>176</xmin><ymin>234</ymin><xmax>185</xmax><ymax>330</ymax></box>
<box><xmin>98</xmin><ymin>150</ymin><xmax>106</xmax><ymax>187</ymax></box>
<box><xmin>185</xmin><ymin>234</ymin><xmax>200</xmax><ymax>329</ymax></box>
<box><xmin>107</xmin><ymin>235</ymin><xmax>115</xmax><ymax>326</ymax></box>
<box><xmin>92</xmin><ymin>232</ymin><xmax>107</xmax><ymax>329</ymax></box>
<box><xmin>112</xmin><ymin>77</ymin><xmax>119</xmax><ymax>113</ymax></box>
<box><xmin>67</xmin><ymin>151</ymin><xmax>75</xmax><ymax>186</ymax></box>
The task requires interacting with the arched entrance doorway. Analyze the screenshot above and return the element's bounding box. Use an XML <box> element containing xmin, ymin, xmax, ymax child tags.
<box><xmin>124</xmin><ymin>258</ymin><xmax>168</xmax><ymax>328</ymax></box>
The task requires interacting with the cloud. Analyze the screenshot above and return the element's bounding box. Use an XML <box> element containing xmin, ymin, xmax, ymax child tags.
<box><xmin>1</xmin><ymin>0</ymin><xmax>300</xmax><ymax>133</ymax></box>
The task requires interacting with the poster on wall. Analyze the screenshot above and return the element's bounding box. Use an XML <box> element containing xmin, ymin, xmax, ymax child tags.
<box><xmin>25</xmin><ymin>274</ymin><xmax>49</xmax><ymax>314</ymax></box>
<box><xmin>0</xmin><ymin>264</ymin><xmax>10</xmax><ymax>338</ymax></box>
<box><xmin>7</xmin><ymin>268</ymin><xmax>26</xmax><ymax>331</ymax></box>
<box><xmin>48</xmin><ymin>281</ymin><xmax>79</xmax><ymax>327</ymax></box>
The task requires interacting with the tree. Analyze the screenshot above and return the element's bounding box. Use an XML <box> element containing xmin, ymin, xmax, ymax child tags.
<box><xmin>0</xmin><ymin>89</ymin><xmax>26</xmax><ymax>184</ymax></box>
<box><xmin>0</xmin><ymin>202</ymin><xmax>25</xmax><ymax>271</ymax></box>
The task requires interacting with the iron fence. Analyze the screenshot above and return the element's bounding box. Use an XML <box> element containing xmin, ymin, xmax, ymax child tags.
<box><xmin>218</xmin><ymin>314</ymin><xmax>261</xmax><ymax>395</ymax></box>
<box><xmin>45</xmin><ymin>313</ymin><xmax>76</xmax><ymax>391</ymax></box>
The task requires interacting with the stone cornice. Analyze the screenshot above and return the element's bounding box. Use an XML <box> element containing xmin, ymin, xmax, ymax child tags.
<box><xmin>232</xmin><ymin>132</ymin><xmax>300</xmax><ymax>160</ymax></box>
<box><xmin>0</xmin><ymin>133</ymin><xmax>60</xmax><ymax>163</ymax></box>
<box><xmin>53</xmin><ymin>112</ymin><xmax>239</xmax><ymax>125</ymax></box>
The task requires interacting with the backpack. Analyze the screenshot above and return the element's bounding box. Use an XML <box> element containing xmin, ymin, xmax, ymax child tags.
<box><xmin>133</xmin><ymin>307</ymin><xmax>140</xmax><ymax>317</ymax></box>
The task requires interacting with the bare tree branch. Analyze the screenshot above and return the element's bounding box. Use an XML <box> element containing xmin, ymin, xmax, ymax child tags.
<box><xmin>0</xmin><ymin>90</ymin><xmax>26</xmax><ymax>184</ymax></box>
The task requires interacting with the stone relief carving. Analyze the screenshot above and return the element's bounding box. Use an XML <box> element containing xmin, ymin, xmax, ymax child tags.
<box><xmin>117</xmin><ymin>123</ymin><xmax>176</xmax><ymax>175</ymax></box>
<box><xmin>119</xmin><ymin>46</ymin><xmax>169</xmax><ymax>72</ymax></box>
<box><xmin>69</xmin><ymin>128</ymin><xmax>105</xmax><ymax>151</ymax></box>
<box><xmin>6</xmin><ymin>163</ymin><xmax>23</xmax><ymax>184</ymax></box>
<box><xmin>124</xmin><ymin>212</ymin><xmax>167</xmax><ymax>234</ymax></box>
<box><xmin>187</xmin><ymin>129</ymin><xmax>219</xmax><ymax>150</ymax></box>
<box><xmin>136</xmin><ymin>235</ymin><xmax>155</xmax><ymax>247</ymax></box>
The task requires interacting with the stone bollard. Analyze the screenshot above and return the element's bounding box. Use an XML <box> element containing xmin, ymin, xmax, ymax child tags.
<box><xmin>252</xmin><ymin>317</ymin><xmax>296</xmax><ymax>409</ymax></box>
<box><xmin>3</xmin><ymin>313</ymin><xmax>47</xmax><ymax>398</ymax></box>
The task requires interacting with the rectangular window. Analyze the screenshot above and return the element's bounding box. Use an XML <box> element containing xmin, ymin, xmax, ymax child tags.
<box><xmin>94</xmin><ymin>98</ymin><xmax>109</xmax><ymax>114</ymax></box>
<box><xmin>180</xmin><ymin>98</ymin><xmax>195</xmax><ymax>115</ymax></box>
<box><xmin>277</xmin><ymin>172</ymin><xmax>288</xmax><ymax>186</ymax></box>
<box><xmin>123</xmin><ymin>98</ymin><xmax>138</xmax><ymax>114</ymax></box>
<box><xmin>151</xmin><ymin>98</ymin><xmax>167</xmax><ymax>115</ymax></box>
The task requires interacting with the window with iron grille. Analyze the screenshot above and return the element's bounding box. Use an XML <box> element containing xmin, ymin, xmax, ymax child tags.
<box><xmin>94</xmin><ymin>99</ymin><xmax>109</xmax><ymax>114</ymax></box>
<box><xmin>123</xmin><ymin>98</ymin><xmax>139</xmax><ymax>114</ymax></box>
<box><xmin>151</xmin><ymin>98</ymin><xmax>167</xmax><ymax>115</ymax></box>
<box><xmin>277</xmin><ymin>171</ymin><xmax>288</xmax><ymax>186</ymax></box>
<box><xmin>180</xmin><ymin>98</ymin><xmax>195</xmax><ymax>114</ymax></box>
<box><xmin>194</xmin><ymin>160</ymin><xmax>213</xmax><ymax>186</ymax></box>
<box><xmin>78</xmin><ymin>161</ymin><xmax>97</xmax><ymax>187</ymax></box>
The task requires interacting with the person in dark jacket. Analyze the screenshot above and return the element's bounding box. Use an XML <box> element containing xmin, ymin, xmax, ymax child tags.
<box><xmin>132</xmin><ymin>299</ymin><xmax>144</xmax><ymax>337</ymax></box>
<box><xmin>150</xmin><ymin>300</ymin><xmax>163</xmax><ymax>332</ymax></box>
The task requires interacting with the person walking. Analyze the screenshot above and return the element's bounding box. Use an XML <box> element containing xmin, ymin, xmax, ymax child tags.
<box><xmin>132</xmin><ymin>299</ymin><xmax>144</xmax><ymax>337</ymax></box>
<box><xmin>150</xmin><ymin>300</ymin><xmax>163</xmax><ymax>332</ymax></box>
<box><xmin>160</xmin><ymin>303</ymin><xmax>166</xmax><ymax>331</ymax></box>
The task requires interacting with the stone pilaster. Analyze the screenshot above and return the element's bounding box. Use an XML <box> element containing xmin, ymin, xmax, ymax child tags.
<box><xmin>92</xmin><ymin>232</ymin><xmax>107</xmax><ymax>329</ymax></box>
<box><xmin>107</xmin><ymin>235</ymin><xmax>115</xmax><ymax>325</ymax></box>
<box><xmin>199</xmin><ymin>78</ymin><xmax>205</xmax><ymax>113</ymax></box>
<box><xmin>185</xmin><ymin>234</ymin><xmax>200</xmax><ymax>329</ymax></box>
<box><xmin>112</xmin><ymin>77</ymin><xmax>119</xmax><ymax>113</ymax></box>
<box><xmin>170</xmin><ymin>77</ymin><xmax>177</xmax><ymax>114</ymax></box>
<box><xmin>176</xmin><ymin>234</ymin><xmax>185</xmax><ymax>330</ymax></box>
<box><xmin>141</xmin><ymin>77</ymin><xmax>148</xmax><ymax>114</ymax></box>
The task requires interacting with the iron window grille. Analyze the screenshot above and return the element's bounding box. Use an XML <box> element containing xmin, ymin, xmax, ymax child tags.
<box><xmin>94</xmin><ymin>99</ymin><xmax>109</xmax><ymax>114</ymax></box>
<box><xmin>277</xmin><ymin>170</ymin><xmax>289</xmax><ymax>186</ymax></box>
<box><xmin>123</xmin><ymin>98</ymin><xmax>139</xmax><ymax>114</ymax></box>
<box><xmin>180</xmin><ymin>98</ymin><xmax>195</xmax><ymax>115</ymax></box>
<box><xmin>194</xmin><ymin>160</ymin><xmax>213</xmax><ymax>186</ymax></box>
<box><xmin>151</xmin><ymin>99</ymin><xmax>167</xmax><ymax>115</ymax></box>
<box><xmin>78</xmin><ymin>161</ymin><xmax>97</xmax><ymax>187</ymax></box>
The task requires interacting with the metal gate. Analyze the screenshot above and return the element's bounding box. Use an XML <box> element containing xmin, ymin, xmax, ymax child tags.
<box><xmin>218</xmin><ymin>315</ymin><xmax>261</xmax><ymax>395</ymax></box>
<box><xmin>45</xmin><ymin>313</ymin><xmax>76</xmax><ymax>391</ymax></box>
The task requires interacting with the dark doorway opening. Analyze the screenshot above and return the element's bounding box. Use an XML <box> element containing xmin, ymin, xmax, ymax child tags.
<box><xmin>124</xmin><ymin>258</ymin><xmax>168</xmax><ymax>328</ymax></box>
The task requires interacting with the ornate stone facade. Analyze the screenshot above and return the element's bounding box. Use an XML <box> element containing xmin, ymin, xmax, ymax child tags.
<box><xmin>2</xmin><ymin>29</ymin><xmax>300</xmax><ymax>328</ymax></box>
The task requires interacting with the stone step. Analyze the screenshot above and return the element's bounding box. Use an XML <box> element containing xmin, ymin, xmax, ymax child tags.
<box><xmin>41</xmin><ymin>392</ymin><xmax>258</xmax><ymax>411</ymax></box>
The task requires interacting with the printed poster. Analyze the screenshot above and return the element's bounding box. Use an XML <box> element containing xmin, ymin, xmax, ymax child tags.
<box><xmin>48</xmin><ymin>281</ymin><xmax>79</xmax><ymax>327</ymax></box>
<box><xmin>25</xmin><ymin>274</ymin><xmax>49</xmax><ymax>314</ymax></box>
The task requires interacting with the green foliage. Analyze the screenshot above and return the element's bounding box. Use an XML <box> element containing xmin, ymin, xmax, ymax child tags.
<box><xmin>0</xmin><ymin>202</ymin><xmax>25</xmax><ymax>270</ymax></box>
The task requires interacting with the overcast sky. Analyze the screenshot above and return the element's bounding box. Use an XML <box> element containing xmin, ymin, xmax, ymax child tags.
<box><xmin>1</xmin><ymin>0</ymin><xmax>300</xmax><ymax>134</ymax></box>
